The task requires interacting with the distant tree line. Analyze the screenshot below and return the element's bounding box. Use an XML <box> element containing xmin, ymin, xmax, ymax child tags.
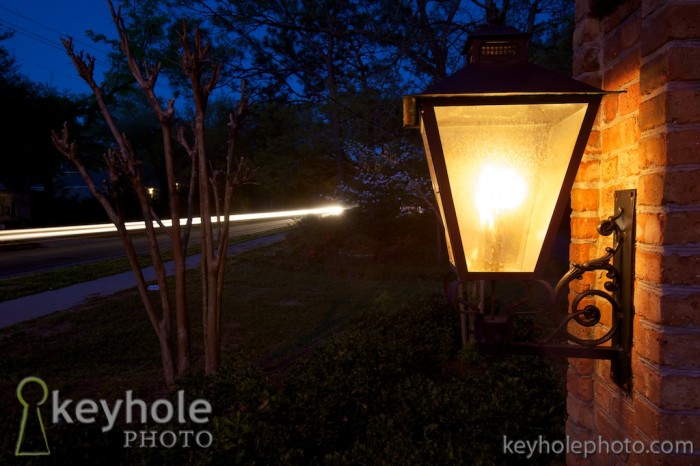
<box><xmin>0</xmin><ymin>0</ymin><xmax>574</xmax><ymax>227</ymax></box>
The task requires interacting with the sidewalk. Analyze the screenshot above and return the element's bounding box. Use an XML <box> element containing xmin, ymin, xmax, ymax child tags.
<box><xmin>0</xmin><ymin>233</ymin><xmax>286</xmax><ymax>329</ymax></box>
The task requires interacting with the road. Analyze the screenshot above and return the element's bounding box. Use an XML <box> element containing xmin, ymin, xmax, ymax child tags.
<box><xmin>0</xmin><ymin>217</ymin><xmax>293</xmax><ymax>279</ymax></box>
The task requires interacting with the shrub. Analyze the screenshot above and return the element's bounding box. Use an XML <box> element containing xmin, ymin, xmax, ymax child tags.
<box><xmin>273</xmin><ymin>296</ymin><xmax>459</xmax><ymax>462</ymax></box>
<box><xmin>268</xmin><ymin>297</ymin><xmax>565</xmax><ymax>464</ymax></box>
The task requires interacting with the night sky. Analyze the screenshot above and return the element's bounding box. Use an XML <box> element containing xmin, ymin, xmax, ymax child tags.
<box><xmin>0</xmin><ymin>0</ymin><xmax>115</xmax><ymax>93</ymax></box>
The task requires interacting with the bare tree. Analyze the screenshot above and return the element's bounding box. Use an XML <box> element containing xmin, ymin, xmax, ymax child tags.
<box><xmin>51</xmin><ymin>0</ymin><xmax>250</xmax><ymax>387</ymax></box>
<box><xmin>176</xmin><ymin>24</ymin><xmax>250</xmax><ymax>375</ymax></box>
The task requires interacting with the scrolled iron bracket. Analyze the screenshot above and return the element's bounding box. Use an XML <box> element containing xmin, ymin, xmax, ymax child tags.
<box><xmin>449</xmin><ymin>190</ymin><xmax>636</xmax><ymax>391</ymax></box>
<box><xmin>546</xmin><ymin>207</ymin><xmax>624</xmax><ymax>348</ymax></box>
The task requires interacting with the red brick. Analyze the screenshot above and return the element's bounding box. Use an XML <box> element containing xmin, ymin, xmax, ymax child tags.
<box><xmin>641</xmin><ymin>46</ymin><xmax>700</xmax><ymax>95</ymax></box>
<box><xmin>570</xmin><ymin>241</ymin><xmax>598</xmax><ymax>263</ymax></box>
<box><xmin>636</xmin><ymin>452</ymin><xmax>699</xmax><ymax>466</ymax></box>
<box><xmin>639</xmin><ymin>90</ymin><xmax>699</xmax><ymax>131</ymax></box>
<box><xmin>575</xmin><ymin>158</ymin><xmax>601</xmax><ymax>183</ymax></box>
<box><xmin>659</xmin><ymin>414</ymin><xmax>700</xmax><ymax>452</ymax></box>
<box><xmin>633</xmin><ymin>323</ymin><xmax>664</xmax><ymax>367</ymax></box>
<box><xmin>571</xmin><ymin>1</ymin><xmax>700</xmax><ymax>458</ymax></box>
<box><xmin>569</xmin><ymin>273</ymin><xmax>597</xmax><ymax>292</ymax></box>
<box><xmin>633</xmin><ymin>396</ymin><xmax>660</xmax><ymax>438</ymax></box>
<box><xmin>569</xmin><ymin>313</ymin><xmax>599</xmax><ymax>341</ymax></box>
<box><xmin>666</xmin><ymin>130</ymin><xmax>700</xmax><ymax>165</ymax></box>
<box><xmin>638</xmin><ymin>134</ymin><xmax>664</xmax><ymax>169</ymax></box>
<box><xmin>640</xmin><ymin>0</ymin><xmax>666</xmax><ymax>19</ymax></box>
<box><xmin>603</xmin><ymin>25</ymin><xmax>623</xmax><ymax>64</ymax></box>
<box><xmin>632</xmin><ymin>351</ymin><xmax>652</xmax><ymax>390</ymax></box>
<box><xmin>632</xmin><ymin>287</ymin><xmax>700</xmax><ymax>328</ymax></box>
<box><xmin>602</xmin><ymin>0</ymin><xmax>641</xmax><ymax>33</ymax></box>
<box><xmin>603</xmin><ymin>92</ymin><xmax>619</xmax><ymax>123</ymax></box>
<box><xmin>610</xmin><ymin>389</ymin><xmax>636</xmax><ymax>434</ymax></box>
<box><xmin>576</xmin><ymin>0</ymin><xmax>591</xmax><ymax>22</ymax></box>
<box><xmin>603</xmin><ymin>51</ymin><xmax>641</xmax><ymax>89</ymax></box>
<box><xmin>595</xmin><ymin>409</ymin><xmax>624</xmax><ymax>443</ymax></box>
<box><xmin>660</xmin><ymin>373</ymin><xmax>700</xmax><ymax>410</ymax></box>
<box><xmin>587</xmin><ymin>129</ymin><xmax>603</xmax><ymax>152</ymax></box>
<box><xmin>567</xmin><ymin>417</ymin><xmax>594</xmax><ymax>441</ymax></box>
<box><xmin>577</xmin><ymin>72</ymin><xmax>604</xmax><ymax>89</ymax></box>
<box><xmin>569</xmin><ymin>394</ymin><xmax>596</xmax><ymax>428</ymax></box>
<box><xmin>636</xmin><ymin>250</ymin><xmax>662</xmax><ymax>283</ymax></box>
<box><xmin>636</xmin><ymin>211</ymin><xmax>666</xmax><ymax>245</ymax></box>
<box><xmin>643</xmin><ymin>88</ymin><xmax>700</xmax><ymax>128</ymax></box>
<box><xmin>628</xmin><ymin>358</ymin><xmax>700</xmax><ymax>411</ymax></box>
<box><xmin>641</xmin><ymin>4</ymin><xmax>700</xmax><ymax>56</ymax></box>
<box><xmin>587</xmin><ymin>296</ymin><xmax>613</xmax><ymax>328</ymax></box>
<box><xmin>570</xmin><ymin>357</ymin><xmax>596</xmax><ymax>377</ymax></box>
<box><xmin>568</xmin><ymin>373</ymin><xmax>595</xmax><ymax>402</ymax></box>
<box><xmin>574</xmin><ymin>45</ymin><xmax>602</xmax><ymax>75</ymax></box>
<box><xmin>633</xmin><ymin>287</ymin><xmax>660</xmax><ymax>323</ymax></box>
<box><xmin>658</xmin><ymin>293</ymin><xmax>700</xmax><ymax>327</ymax></box>
<box><xmin>594</xmin><ymin>411</ymin><xmax>627</xmax><ymax>463</ymax></box>
<box><xmin>572</xmin><ymin>216</ymin><xmax>603</xmax><ymax>240</ymax></box>
<box><xmin>661</xmin><ymin>255</ymin><xmax>700</xmax><ymax>286</ymax></box>
<box><xmin>602</xmin><ymin>117</ymin><xmax>639</xmax><ymax>152</ymax></box>
<box><xmin>662</xmin><ymin>170</ymin><xmax>700</xmax><ymax>205</ymax></box>
<box><xmin>639</xmin><ymin>91</ymin><xmax>667</xmax><ymax>131</ymax></box>
<box><xmin>571</xmin><ymin>188</ymin><xmax>600</xmax><ymax>212</ymax></box>
<box><xmin>619</xmin><ymin>11</ymin><xmax>641</xmax><ymax>53</ymax></box>
<box><xmin>574</xmin><ymin>16</ymin><xmax>603</xmax><ymax>46</ymax></box>
<box><xmin>669</xmin><ymin>89</ymin><xmax>700</xmax><ymax>124</ymax></box>
<box><xmin>637</xmin><ymin>250</ymin><xmax>700</xmax><ymax>286</ymax></box>
<box><xmin>565</xmin><ymin>420</ymin><xmax>598</xmax><ymax>465</ymax></box>
<box><xmin>594</xmin><ymin>354</ymin><xmax>613</xmax><ymax>380</ymax></box>
<box><xmin>617</xmin><ymin>148</ymin><xmax>640</xmax><ymax>176</ymax></box>
<box><xmin>665</xmin><ymin>45</ymin><xmax>700</xmax><ymax>81</ymax></box>
<box><xmin>566</xmin><ymin>451</ymin><xmax>596</xmax><ymax>466</ymax></box>
<box><xmin>603</xmin><ymin>11</ymin><xmax>641</xmax><ymax>64</ymax></box>
<box><xmin>664</xmin><ymin>211</ymin><xmax>700</xmax><ymax>244</ymax></box>
<box><xmin>619</xmin><ymin>82</ymin><xmax>640</xmax><ymax>116</ymax></box>
<box><xmin>638</xmin><ymin>170</ymin><xmax>700</xmax><ymax>206</ymax></box>
<box><xmin>636</xmin><ymin>320</ymin><xmax>700</xmax><ymax>369</ymax></box>
<box><xmin>602</xmin><ymin>154</ymin><xmax>618</xmax><ymax>181</ymax></box>
<box><xmin>601</xmin><ymin>183</ymin><xmax>629</xmax><ymax>214</ymax></box>
<box><xmin>637</xmin><ymin>130</ymin><xmax>700</xmax><ymax>169</ymax></box>
<box><xmin>638</xmin><ymin>173</ymin><xmax>665</xmax><ymax>206</ymax></box>
<box><xmin>593</xmin><ymin>376</ymin><xmax>614</xmax><ymax>413</ymax></box>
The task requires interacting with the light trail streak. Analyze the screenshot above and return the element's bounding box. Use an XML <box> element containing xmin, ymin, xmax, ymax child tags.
<box><xmin>0</xmin><ymin>205</ymin><xmax>346</xmax><ymax>242</ymax></box>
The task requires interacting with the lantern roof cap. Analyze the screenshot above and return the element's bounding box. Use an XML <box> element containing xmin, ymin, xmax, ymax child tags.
<box><xmin>415</xmin><ymin>61</ymin><xmax>607</xmax><ymax>98</ymax></box>
<box><xmin>412</xmin><ymin>25</ymin><xmax>608</xmax><ymax>98</ymax></box>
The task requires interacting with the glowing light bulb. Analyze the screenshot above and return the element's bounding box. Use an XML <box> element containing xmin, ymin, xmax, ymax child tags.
<box><xmin>475</xmin><ymin>164</ymin><xmax>528</xmax><ymax>229</ymax></box>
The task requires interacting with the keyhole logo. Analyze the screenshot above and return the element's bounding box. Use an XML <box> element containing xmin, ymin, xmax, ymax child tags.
<box><xmin>15</xmin><ymin>376</ymin><xmax>50</xmax><ymax>456</ymax></box>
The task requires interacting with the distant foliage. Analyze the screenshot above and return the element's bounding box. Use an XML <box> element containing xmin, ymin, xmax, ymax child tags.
<box><xmin>337</xmin><ymin>141</ymin><xmax>434</xmax><ymax>218</ymax></box>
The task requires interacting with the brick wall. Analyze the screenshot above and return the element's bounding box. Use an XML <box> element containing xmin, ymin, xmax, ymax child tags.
<box><xmin>568</xmin><ymin>0</ymin><xmax>700</xmax><ymax>464</ymax></box>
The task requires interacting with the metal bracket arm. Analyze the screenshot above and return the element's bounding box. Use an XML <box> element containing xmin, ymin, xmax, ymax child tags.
<box><xmin>449</xmin><ymin>190</ymin><xmax>636</xmax><ymax>391</ymax></box>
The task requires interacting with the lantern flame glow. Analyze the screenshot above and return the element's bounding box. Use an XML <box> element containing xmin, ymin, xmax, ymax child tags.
<box><xmin>474</xmin><ymin>164</ymin><xmax>528</xmax><ymax>229</ymax></box>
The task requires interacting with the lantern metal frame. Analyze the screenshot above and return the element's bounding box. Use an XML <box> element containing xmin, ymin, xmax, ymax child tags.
<box><xmin>405</xmin><ymin>25</ymin><xmax>609</xmax><ymax>281</ymax></box>
<box><xmin>445</xmin><ymin>190</ymin><xmax>635</xmax><ymax>391</ymax></box>
<box><xmin>405</xmin><ymin>25</ymin><xmax>634</xmax><ymax>390</ymax></box>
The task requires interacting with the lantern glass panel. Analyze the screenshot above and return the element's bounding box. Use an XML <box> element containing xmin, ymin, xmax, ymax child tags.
<box><xmin>431</xmin><ymin>103</ymin><xmax>588</xmax><ymax>273</ymax></box>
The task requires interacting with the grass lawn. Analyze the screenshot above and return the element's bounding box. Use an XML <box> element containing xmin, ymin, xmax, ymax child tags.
<box><xmin>0</xmin><ymin>229</ymin><xmax>289</xmax><ymax>302</ymax></box>
<box><xmin>0</xmin><ymin>213</ymin><xmax>567</xmax><ymax>464</ymax></box>
<box><xmin>0</xmin><ymin>216</ymin><xmax>450</xmax><ymax>417</ymax></box>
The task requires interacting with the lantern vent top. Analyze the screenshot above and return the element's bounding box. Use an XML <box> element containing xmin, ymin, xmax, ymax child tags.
<box><xmin>465</xmin><ymin>25</ymin><xmax>531</xmax><ymax>65</ymax></box>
